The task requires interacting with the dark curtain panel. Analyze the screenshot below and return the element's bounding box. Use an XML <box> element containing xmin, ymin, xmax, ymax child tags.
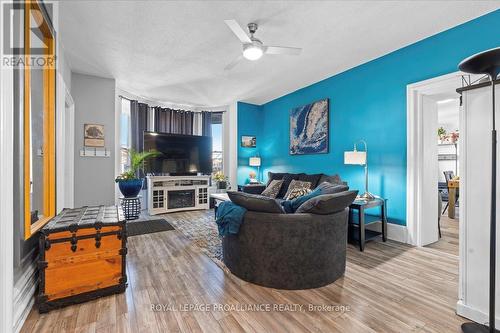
<box><xmin>202</xmin><ymin>111</ymin><xmax>212</xmax><ymax>136</ymax></box>
<box><xmin>130</xmin><ymin>101</ymin><xmax>149</xmax><ymax>152</ymax></box>
<box><xmin>154</xmin><ymin>107</ymin><xmax>194</xmax><ymax>135</ymax></box>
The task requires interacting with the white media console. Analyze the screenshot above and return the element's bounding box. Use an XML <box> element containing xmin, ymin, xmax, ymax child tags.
<box><xmin>147</xmin><ymin>175</ymin><xmax>210</xmax><ymax>215</ymax></box>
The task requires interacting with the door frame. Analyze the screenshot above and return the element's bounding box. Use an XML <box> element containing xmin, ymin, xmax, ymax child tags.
<box><xmin>406</xmin><ymin>71</ymin><xmax>482</xmax><ymax>308</ymax></box>
<box><xmin>407</xmin><ymin>71</ymin><xmax>463</xmax><ymax>246</ymax></box>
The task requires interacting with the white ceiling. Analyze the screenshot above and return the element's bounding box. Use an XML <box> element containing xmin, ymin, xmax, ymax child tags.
<box><xmin>60</xmin><ymin>1</ymin><xmax>499</xmax><ymax>107</ymax></box>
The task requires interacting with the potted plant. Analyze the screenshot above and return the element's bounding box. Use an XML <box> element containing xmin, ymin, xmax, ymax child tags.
<box><xmin>213</xmin><ymin>171</ymin><xmax>228</xmax><ymax>190</ymax></box>
<box><xmin>115</xmin><ymin>149</ymin><xmax>160</xmax><ymax>198</ymax></box>
<box><xmin>437</xmin><ymin>127</ymin><xmax>447</xmax><ymax>143</ymax></box>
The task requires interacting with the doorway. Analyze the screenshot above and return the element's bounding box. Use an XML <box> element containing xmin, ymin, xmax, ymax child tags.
<box><xmin>407</xmin><ymin>72</ymin><xmax>484</xmax><ymax>248</ymax></box>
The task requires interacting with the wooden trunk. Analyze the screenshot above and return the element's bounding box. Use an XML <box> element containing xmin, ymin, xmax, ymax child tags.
<box><xmin>37</xmin><ymin>206</ymin><xmax>127</xmax><ymax>313</ymax></box>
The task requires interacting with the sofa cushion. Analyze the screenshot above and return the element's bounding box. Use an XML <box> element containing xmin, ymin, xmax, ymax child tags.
<box><xmin>261</xmin><ymin>179</ymin><xmax>283</xmax><ymax>198</ymax></box>
<box><xmin>284</xmin><ymin>180</ymin><xmax>312</xmax><ymax>200</ymax></box>
<box><xmin>227</xmin><ymin>191</ymin><xmax>285</xmax><ymax>213</ymax></box>
<box><xmin>282</xmin><ymin>188</ymin><xmax>322</xmax><ymax>213</ymax></box>
<box><xmin>267</xmin><ymin>172</ymin><xmax>286</xmax><ymax>186</ymax></box>
<box><xmin>318</xmin><ymin>174</ymin><xmax>344</xmax><ymax>185</ymax></box>
<box><xmin>298</xmin><ymin>173</ymin><xmax>322</xmax><ymax>189</ymax></box>
<box><xmin>296</xmin><ymin>190</ymin><xmax>358</xmax><ymax>215</ymax></box>
<box><xmin>316</xmin><ymin>182</ymin><xmax>349</xmax><ymax>194</ymax></box>
<box><xmin>277</xmin><ymin>173</ymin><xmax>301</xmax><ymax>198</ymax></box>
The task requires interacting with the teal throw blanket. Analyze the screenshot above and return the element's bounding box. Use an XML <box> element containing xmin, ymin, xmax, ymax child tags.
<box><xmin>215</xmin><ymin>201</ymin><xmax>247</xmax><ymax>236</ymax></box>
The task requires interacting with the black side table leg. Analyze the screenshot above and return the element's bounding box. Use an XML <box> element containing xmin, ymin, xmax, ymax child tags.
<box><xmin>359</xmin><ymin>207</ymin><xmax>365</xmax><ymax>251</ymax></box>
<box><xmin>348</xmin><ymin>208</ymin><xmax>353</xmax><ymax>242</ymax></box>
<box><xmin>382</xmin><ymin>201</ymin><xmax>387</xmax><ymax>242</ymax></box>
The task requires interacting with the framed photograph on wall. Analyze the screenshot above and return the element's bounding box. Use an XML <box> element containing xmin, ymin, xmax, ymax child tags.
<box><xmin>241</xmin><ymin>135</ymin><xmax>256</xmax><ymax>148</ymax></box>
<box><xmin>84</xmin><ymin>124</ymin><xmax>105</xmax><ymax>147</ymax></box>
<box><xmin>289</xmin><ymin>98</ymin><xmax>329</xmax><ymax>155</ymax></box>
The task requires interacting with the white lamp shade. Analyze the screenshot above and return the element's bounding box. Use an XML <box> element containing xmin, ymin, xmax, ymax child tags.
<box><xmin>249</xmin><ymin>157</ymin><xmax>261</xmax><ymax>167</ymax></box>
<box><xmin>344</xmin><ymin>151</ymin><xmax>366</xmax><ymax>165</ymax></box>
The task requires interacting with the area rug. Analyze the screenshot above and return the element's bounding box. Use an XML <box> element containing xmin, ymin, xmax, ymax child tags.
<box><xmin>157</xmin><ymin>210</ymin><xmax>224</xmax><ymax>265</ymax></box>
<box><xmin>127</xmin><ymin>219</ymin><xmax>175</xmax><ymax>237</ymax></box>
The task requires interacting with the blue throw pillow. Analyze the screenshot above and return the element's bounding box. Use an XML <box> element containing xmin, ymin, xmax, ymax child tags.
<box><xmin>282</xmin><ymin>188</ymin><xmax>322</xmax><ymax>213</ymax></box>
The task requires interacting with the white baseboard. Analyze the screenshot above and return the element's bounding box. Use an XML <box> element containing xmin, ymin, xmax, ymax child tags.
<box><xmin>365</xmin><ymin>221</ymin><xmax>408</xmax><ymax>243</ymax></box>
<box><xmin>13</xmin><ymin>255</ymin><xmax>37</xmax><ymax>333</ymax></box>
<box><xmin>456</xmin><ymin>300</ymin><xmax>500</xmax><ymax>327</ymax></box>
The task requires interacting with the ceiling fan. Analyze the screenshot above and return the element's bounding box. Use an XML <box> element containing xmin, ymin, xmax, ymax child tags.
<box><xmin>224</xmin><ymin>19</ymin><xmax>302</xmax><ymax>70</ymax></box>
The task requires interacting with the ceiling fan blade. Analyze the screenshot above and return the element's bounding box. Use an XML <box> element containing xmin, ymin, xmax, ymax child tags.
<box><xmin>265</xmin><ymin>46</ymin><xmax>302</xmax><ymax>55</ymax></box>
<box><xmin>224</xmin><ymin>19</ymin><xmax>252</xmax><ymax>44</ymax></box>
<box><xmin>224</xmin><ymin>55</ymin><xmax>243</xmax><ymax>71</ymax></box>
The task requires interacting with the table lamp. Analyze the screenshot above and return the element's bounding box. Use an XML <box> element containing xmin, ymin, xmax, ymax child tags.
<box><xmin>344</xmin><ymin>140</ymin><xmax>374</xmax><ymax>200</ymax></box>
<box><xmin>249</xmin><ymin>156</ymin><xmax>261</xmax><ymax>183</ymax></box>
<box><xmin>459</xmin><ymin>47</ymin><xmax>500</xmax><ymax>333</ymax></box>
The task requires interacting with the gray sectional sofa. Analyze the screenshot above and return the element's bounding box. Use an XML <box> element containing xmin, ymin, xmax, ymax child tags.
<box><xmin>222</xmin><ymin>172</ymin><xmax>356</xmax><ymax>290</ymax></box>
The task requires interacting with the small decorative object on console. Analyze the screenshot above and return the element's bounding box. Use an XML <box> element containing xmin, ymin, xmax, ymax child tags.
<box><xmin>37</xmin><ymin>206</ymin><xmax>127</xmax><ymax>313</ymax></box>
<box><xmin>213</xmin><ymin>171</ymin><xmax>229</xmax><ymax>190</ymax></box>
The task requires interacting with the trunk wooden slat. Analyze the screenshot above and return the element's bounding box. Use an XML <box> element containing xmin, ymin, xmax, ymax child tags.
<box><xmin>37</xmin><ymin>206</ymin><xmax>127</xmax><ymax>313</ymax></box>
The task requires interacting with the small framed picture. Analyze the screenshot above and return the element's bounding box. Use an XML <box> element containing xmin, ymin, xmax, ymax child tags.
<box><xmin>241</xmin><ymin>135</ymin><xmax>256</xmax><ymax>148</ymax></box>
<box><xmin>84</xmin><ymin>124</ymin><xmax>105</xmax><ymax>147</ymax></box>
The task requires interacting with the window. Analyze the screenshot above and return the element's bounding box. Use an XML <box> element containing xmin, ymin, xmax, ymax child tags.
<box><xmin>23</xmin><ymin>1</ymin><xmax>56</xmax><ymax>238</ymax></box>
<box><xmin>211</xmin><ymin>112</ymin><xmax>223</xmax><ymax>173</ymax></box>
<box><xmin>120</xmin><ymin>99</ymin><xmax>131</xmax><ymax>173</ymax></box>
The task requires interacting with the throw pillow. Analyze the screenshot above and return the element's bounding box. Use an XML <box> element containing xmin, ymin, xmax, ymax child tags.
<box><xmin>227</xmin><ymin>191</ymin><xmax>284</xmax><ymax>213</ymax></box>
<box><xmin>281</xmin><ymin>188</ymin><xmax>322</xmax><ymax>214</ymax></box>
<box><xmin>261</xmin><ymin>179</ymin><xmax>284</xmax><ymax>198</ymax></box>
<box><xmin>318</xmin><ymin>174</ymin><xmax>344</xmax><ymax>185</ymax></box>
<box><xmin>277</xmin><ymin>173</ymin><xmax>301</xmax><ymax>198</ymax></box>
<box><xmin>286</xmin><ymin>187</ymin><xmax>312</xmax><ymax>200</ymax></box>
<box><xmin>296</xmin><ymin>190</ymin><xmax>358</xmax><ymax>215</ymax></box>
<box><xmin>266</xmin><ymin>172</ymin><xmax>286</xmax><ymax>186</ymax></box>
<box><xmin>298</xmin><ymin>174</ymin><xmax>322</xmax><ymax>189</ymax></box>
<box><xmin>284</xmin><ymin>180</ymin><xmax>312</xmax><ymax>200</ymax></box>
<box><xmin>316</xmin><ymin>182</ymin><xmax>349</xmax><ymax>194</ymax></box>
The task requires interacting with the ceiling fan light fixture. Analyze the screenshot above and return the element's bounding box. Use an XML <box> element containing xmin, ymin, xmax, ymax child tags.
<box><xmin>243</xmin><ymin>44</ymin><xmax>263</xmax><ymax>61</ymax></box>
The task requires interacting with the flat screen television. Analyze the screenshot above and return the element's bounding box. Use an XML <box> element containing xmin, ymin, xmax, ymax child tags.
<box><xmin>143</xmin><ymin>131</ymin><xmax>213</xmax><ymax>175</ymax></box>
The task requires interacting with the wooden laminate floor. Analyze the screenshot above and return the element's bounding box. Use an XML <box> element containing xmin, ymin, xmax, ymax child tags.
<box><xmin>22</xmin><ymin>211</ymin><xmax>466</xmax><ymax>333</ymax></box>
<box><xmin>426</xmin><ymin>214</ymin><xmax>459</xmax><ymax>256</ymax></box>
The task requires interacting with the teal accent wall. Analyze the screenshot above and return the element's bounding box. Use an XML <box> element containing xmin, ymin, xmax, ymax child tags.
<box><xmin>237</xmin><ymin>10</ymin><xmax>500</xmax><ymax>225</ymax></box>
<box><xmin>237</xmin><ymin>102</ymin><xmax>263</xmax><ymax>185</ymax></box>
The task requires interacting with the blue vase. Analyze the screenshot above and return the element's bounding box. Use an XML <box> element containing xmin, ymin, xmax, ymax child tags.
<box><xmin>118</xmin><ymin>179</ymin><xmax>143</xmax><ymax>198</ymax></box>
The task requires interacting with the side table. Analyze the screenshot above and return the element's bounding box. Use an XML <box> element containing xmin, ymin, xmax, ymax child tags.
<box><xmin>238</xmin><ymin>184</ymin><xmax>266</xmax><ymax>194</ymax></box>
<box><xmin>348</xmin><ymin>198</ymin><xmax>387</xmax><ymax>251</ymax></box>
<box><xmin>120</xmin><ymin>195</ymin><xmax>141</xmax><ymax>220</ymax></box>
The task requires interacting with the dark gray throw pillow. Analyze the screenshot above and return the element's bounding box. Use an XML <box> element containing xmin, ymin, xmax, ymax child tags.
<box><xmin>277</xmin><ymin>173</ymin><xmax>301</xmax><ymax>198</ymax></box>
<box><xmin>296</xmin><ymin>190</ymin><xmax>358</xmax><ymax>215</ymax></box>
<box><xmin>267</xmin><ymin>172</ymin><xmax>286</xmax><ymax>186</ymax></box>
<box><xmin>298</xmin><ymin>173</ymin><xmax>322</xmax><ymax>189</ymax></box>
<box><xmin>318</xmin><ymin>174</ymin><xmax>345</xmax><ymax>186</ymax></box>
<box><xmin>227</xmin><ymin>191</ymin><xmax>285</xmax><ymax>213</ymax></box>
<box><xmin>316</xmin><ymin>182</ymin><xmax>349</xmax><ymax>194</ymax></box>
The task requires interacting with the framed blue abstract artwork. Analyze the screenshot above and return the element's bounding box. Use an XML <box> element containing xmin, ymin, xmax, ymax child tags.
<box><xmin>289</xmin><ymin>98</ymin><xmax>329</xmax><ymax>155</ymax></box>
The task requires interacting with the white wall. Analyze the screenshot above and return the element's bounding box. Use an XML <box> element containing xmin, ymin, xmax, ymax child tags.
<box><xmin>457</xmin><ymin>83</ymin><xmax>500</xmax><ymax>325</ymax></box>
<box><xmin>72</xmin><ymin>73</ymin><xmax>116</xmax><ymax>206</ymax></box>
